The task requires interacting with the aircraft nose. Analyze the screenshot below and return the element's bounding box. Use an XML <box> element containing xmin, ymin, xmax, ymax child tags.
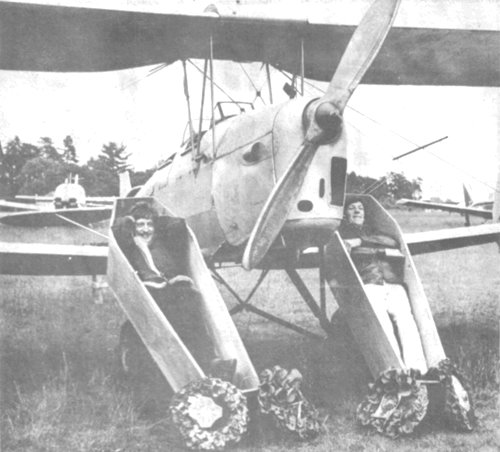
<box><xmin>303</xmin><ymin>99</ymin><xmax>344</xmax><ymax>145</ymax></box>
<box><xmin>315</xmin><ymin>102</ymin><xmax>343</xmax><ymax>142</ymax></box>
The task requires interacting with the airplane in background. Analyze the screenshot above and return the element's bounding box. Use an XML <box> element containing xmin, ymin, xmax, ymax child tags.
<box><xmin>0</xmin><ymin>172</ymin><xmax>132</xmax><ymax>226</ymax></box>
<box><xmin>462</xmin><ymin>184</ymin><xmax>494</xmax><ymax>211</ymax></box>
<box><xmin>398</xmin><ymin>183</ymin><xmax>495</xmax><ymax>225</ymax></box>
<box><xmin>13</xmin><ymin>174</ymin><xmax>109</xmax><ymax>209</ymax></box>
<box><xmin>0</xmin><ymin>0</ymin><xmax>499</xmax><ymax>447</ymax></box>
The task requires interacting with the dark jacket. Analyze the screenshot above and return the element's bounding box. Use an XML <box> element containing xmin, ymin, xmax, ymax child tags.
<box><xmin>338</xmin><ymin>221</ymin><xmax>404</xmax><ymax>285</ymax></box>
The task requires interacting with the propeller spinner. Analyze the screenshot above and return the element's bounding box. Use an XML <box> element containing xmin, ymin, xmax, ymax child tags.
<box><xmin>242</xmin><ymin>0</ymin><xmax>401</xmax><ymax>269</ymax></box>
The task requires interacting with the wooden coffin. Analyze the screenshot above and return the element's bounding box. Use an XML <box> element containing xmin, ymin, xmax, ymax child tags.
<box><xmin>325</xmin><ymin>194</ymin><xmax>446</xmax><ymax>377</ymax></box>
<box><xmin>107</xmin><ymin>197</ymin><xmax>259</xmax><ymax>393</ymax></box>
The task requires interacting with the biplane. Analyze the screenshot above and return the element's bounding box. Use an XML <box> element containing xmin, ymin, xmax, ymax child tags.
<box><xmin>1</xmin><ymin>0</ymin><xmax>499</xmax><ymax>448</ymax></box>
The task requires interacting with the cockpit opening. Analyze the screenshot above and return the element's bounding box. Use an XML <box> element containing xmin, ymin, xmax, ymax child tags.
<box><xmin>181</xmin><ymin>101</ymin><xmax>254</xmax><ymax>153</ymax></box>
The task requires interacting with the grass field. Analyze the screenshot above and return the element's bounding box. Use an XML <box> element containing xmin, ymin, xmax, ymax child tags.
<box><xmin>1</xmin><ymin>210</ymin><xmax>498</xmax><ymax>451</ymax></box>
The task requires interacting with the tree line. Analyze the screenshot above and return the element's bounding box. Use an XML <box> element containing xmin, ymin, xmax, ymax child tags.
<box><xmin>0</xmin><ymin>136</ymin><xmax>154</xmax><ymax>198</ymax></box>
<box><xmin>346</xmin><ymin>171</ymin><xmax>422</xmax><ymax>205</ymax></box>
<box><xmin>0</xmin><ymin>135</ymin><xmax>421</xmax><ymax>202</ymax></box>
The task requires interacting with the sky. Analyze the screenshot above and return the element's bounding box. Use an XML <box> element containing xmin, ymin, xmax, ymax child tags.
<box><xmin>0</xmin><ymin>0</ymin><xmax>498</xmax><ymax>201</ymax></box>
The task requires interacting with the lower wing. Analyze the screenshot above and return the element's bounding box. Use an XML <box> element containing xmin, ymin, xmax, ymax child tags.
<box><xmin>2</xmin><ymin>224</ymin><xmax>498</xmax><ymax>276</ymax></box>
<box><xmin>397</xmin><ymin>199</ymin><xmax>492</xmax><ymax>220</ymax></box>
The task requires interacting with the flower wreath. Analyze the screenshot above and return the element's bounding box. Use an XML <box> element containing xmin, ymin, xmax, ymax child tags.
<box><xmin>258</xmin><ymin>366</ymin><xmax>325</xmax><ymax>440</ymax></box>
<box><xmin>426</xmin><ymin>358</ymin><xmax>475</xmax><ymax>432</ymax></box>
<box><xmin>356</xmin><ymin>367</ymin><xmax>428</xmax><ymax>438</ymax></box>
<box><xmin>170</xmin><ymin>377</ymin><xmax>249</xmax><ymax>451</ymax></box>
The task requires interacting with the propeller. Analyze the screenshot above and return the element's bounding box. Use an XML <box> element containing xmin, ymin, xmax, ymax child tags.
<box><xmin>242</xmin><ymin>0</ymin><xmax>400</xmax><ymax>269</ymax></box>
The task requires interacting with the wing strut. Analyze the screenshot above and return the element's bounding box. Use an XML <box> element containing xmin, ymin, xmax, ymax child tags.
<box><xmin>209</xmin><ymin>35</ymin><xmax>216</xmax><ymax>157</ymax></box>
<box><xmin>196</xmin><ymin>59</ymin><xmax>209</xmax><ymax>158</ymax></box>
<box><xmin>182</xmin><ymin>60</ymin><xmax>197</xmax><ymax>170</ymax></box>
<box><xmin>265</xmin><ymin>63</ymin><xmax>274</xmax><ymax>104</ymax></box>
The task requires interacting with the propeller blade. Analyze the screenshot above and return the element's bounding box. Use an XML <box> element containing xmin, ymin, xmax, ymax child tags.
<box><xmin>242</xmin><ymin>133</ymin><xmax>347</xmax><ymax>270</ymax></box>
<box><xmin>242</xmin><ymin>0</ymin><xmax>400</xmax><ymax>269</ymax></box>
<box><xmin>324</xmin><ymin>0</ymin><xmax>401</xmax><ymax>111</ymax></box>
<box><xmin>242</xmin><ymin>141</ymin><xmax>317</xmax><ymax>270</ymax></box>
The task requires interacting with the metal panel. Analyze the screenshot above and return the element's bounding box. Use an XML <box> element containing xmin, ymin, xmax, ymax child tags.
<box><xmin>212</xmin><ymin>107</ymin><xmax>280</xmax><ymax>245</ymax></box>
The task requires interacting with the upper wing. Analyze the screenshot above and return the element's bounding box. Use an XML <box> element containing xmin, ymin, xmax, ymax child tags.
<box><xmin>404</xmin><ymin>223</ymin><xmax>500</xmax><ymax>255</ymax></box>
<box><xmin>0</xmin><ymin>1</ymin><xmax>498</xmax><ymax>86</ymax></box>
<box><xmin>397</xmin><ymin>199</ymin><xmax>493</xmax><ymax>220</ymax></box>
<box><xmin>0</xmin><ymin>241</ymin><xmax>107</xmax><ymax>275</ymax></box>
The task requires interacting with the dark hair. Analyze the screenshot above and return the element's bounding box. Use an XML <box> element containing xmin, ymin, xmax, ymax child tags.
<box><xmin>128</xmin><ymin>202</ymin><xmax>157</xmax><ymax>220</ymax></box>
<box><xmin>344</xmin><ymin>197</ymin><xmax>364</xmax><ymax>212</ymax></box>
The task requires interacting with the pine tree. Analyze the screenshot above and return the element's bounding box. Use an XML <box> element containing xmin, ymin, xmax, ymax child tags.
<box><xmin>0</xmin><ymin>137</ymin><xmax>40</xmax><ymax>196</ymax></box>
<box><xmin>39</xmin><ymin>137</ymin><xmax>62</xmax><ymax>161</ymax></box>
<box><xmin>62</xmin><ymin>135</ymin><xmax>78</xmax><ymax>163</ymax></box>
<box><xmin>97</xmin><ymin>142</ymin><xmax>130</xmax><ymax>173</ymax></box>
<box><xmin>83</xmin><ymin>142</ymin><xmax>131</xmax><ymax>196</ymax></box>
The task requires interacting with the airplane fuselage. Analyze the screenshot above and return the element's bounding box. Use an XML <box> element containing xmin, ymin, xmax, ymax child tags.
<box><xmin>53</xmin><ymin>181</ymin><xmax>86</xmax><ymax>209</ymax></box>
<box><xmin>138</xmin><ymin>97</ymin><xmax>347</xmax><ymax>258</ymax></box>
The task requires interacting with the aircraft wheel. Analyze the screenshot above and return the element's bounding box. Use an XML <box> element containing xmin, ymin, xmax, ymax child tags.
<box><xmin>258</xmin><ymin>366</ymin><xmax>324</xmax><ymax>440</ymax></box>
<box><xmin>356</xmin><ymin>368</ymin><xmax>428</xmax><ymax>438</ymax></box>
<box><xmin>170</xmin><ymin>377</ymin><xmax>248</xmax><ymax>451</ymax></box>
<box><xmin>116</xmin><ymin>321</ymin><xmax>150</xmax><ymax>379</ymax></box>
<box><xmin>426</xmin><ymin>359</ymin><xmax>475</xmax><ymax>431</ymax></box>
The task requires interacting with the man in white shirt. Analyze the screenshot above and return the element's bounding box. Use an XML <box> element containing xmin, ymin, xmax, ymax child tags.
<box><xmin>339</xmin><ymin>199</ymin><xmax>427</xmax><ymax>372</ymax></box>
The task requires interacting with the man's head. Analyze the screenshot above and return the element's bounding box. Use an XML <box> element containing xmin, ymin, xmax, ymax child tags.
<box><xmin>345</xmin><ymin>199</ymin><xmax>365</xmax><ymax>227</ymax></box>
<box><xmin>128</xmin><ymin>202</ymin><xmax>157</xmax><ymax>244</ymax></box>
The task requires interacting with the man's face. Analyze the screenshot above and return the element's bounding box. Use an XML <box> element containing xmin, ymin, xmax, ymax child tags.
<box><xmin>135</xmin><ymin>217</ymin><xmax>155</xmax><ymax>244</ymax></box>
<box><xmin>346</xmin><ymin>201</ymin><xmax>365</xmax><ymax>226</ymax></box>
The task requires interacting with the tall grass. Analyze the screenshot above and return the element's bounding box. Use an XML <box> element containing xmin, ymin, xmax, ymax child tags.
<box><xmin>2</xmin><ymin>366</ymin><xmax>172</xmax><ymax>452</ymax></box>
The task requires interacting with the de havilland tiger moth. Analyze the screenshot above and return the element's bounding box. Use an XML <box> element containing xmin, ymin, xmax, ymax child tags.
<box><xmin>0</xmin><ymin>0</ymin><xmax>499</xmax><ymax>446</ymax></box>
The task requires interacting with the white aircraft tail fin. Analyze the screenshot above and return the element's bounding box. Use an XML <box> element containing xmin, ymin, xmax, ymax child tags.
<box><xmin>462</xmin><ymin>183</ymin><xmax>473</xmax><ymax>206</ymax></box>
<box><xmin>119</xmin><ymin>171</ymin><xmax>132</xmax><ymax>197</ymax></box>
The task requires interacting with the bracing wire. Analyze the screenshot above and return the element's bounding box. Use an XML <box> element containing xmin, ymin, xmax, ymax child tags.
<box><xmin>55</xmin><ymin>214</ymin><xmax>109</xmax><ymax>240</ymax></box>
<box><xmin>188</xmin><ymin>60</ymin><xmax>239</xmax><ymax>105</ymax></box>
<box><xmin>239</xmin><ymin>63</ymin><xmax>267</xmax><ymax>106</ymax></box>
<box><xmin>120</xmin><ymin>63</ymin><xmax>168</xmax><ymax>91</ymax></box>
<box><xmin>298</xmin><ymin>75</ymin><xmax>499</xmax><ymax>193</ymax></box>
<box><xmin>239</xmin><ymin>64</ymin><xmax>259</xmax><ymax>94</ymax></box>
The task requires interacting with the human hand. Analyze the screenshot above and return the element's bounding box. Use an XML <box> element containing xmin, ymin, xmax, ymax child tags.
<box><xmin>343</xmin><ymin>238</ymin><xmax>362</xmax><ymax>252</ymax></box>
<box><xmin>168</xmin><ymin>275</ymin><xmax>195</xmax><ymax>286</ymax></box>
